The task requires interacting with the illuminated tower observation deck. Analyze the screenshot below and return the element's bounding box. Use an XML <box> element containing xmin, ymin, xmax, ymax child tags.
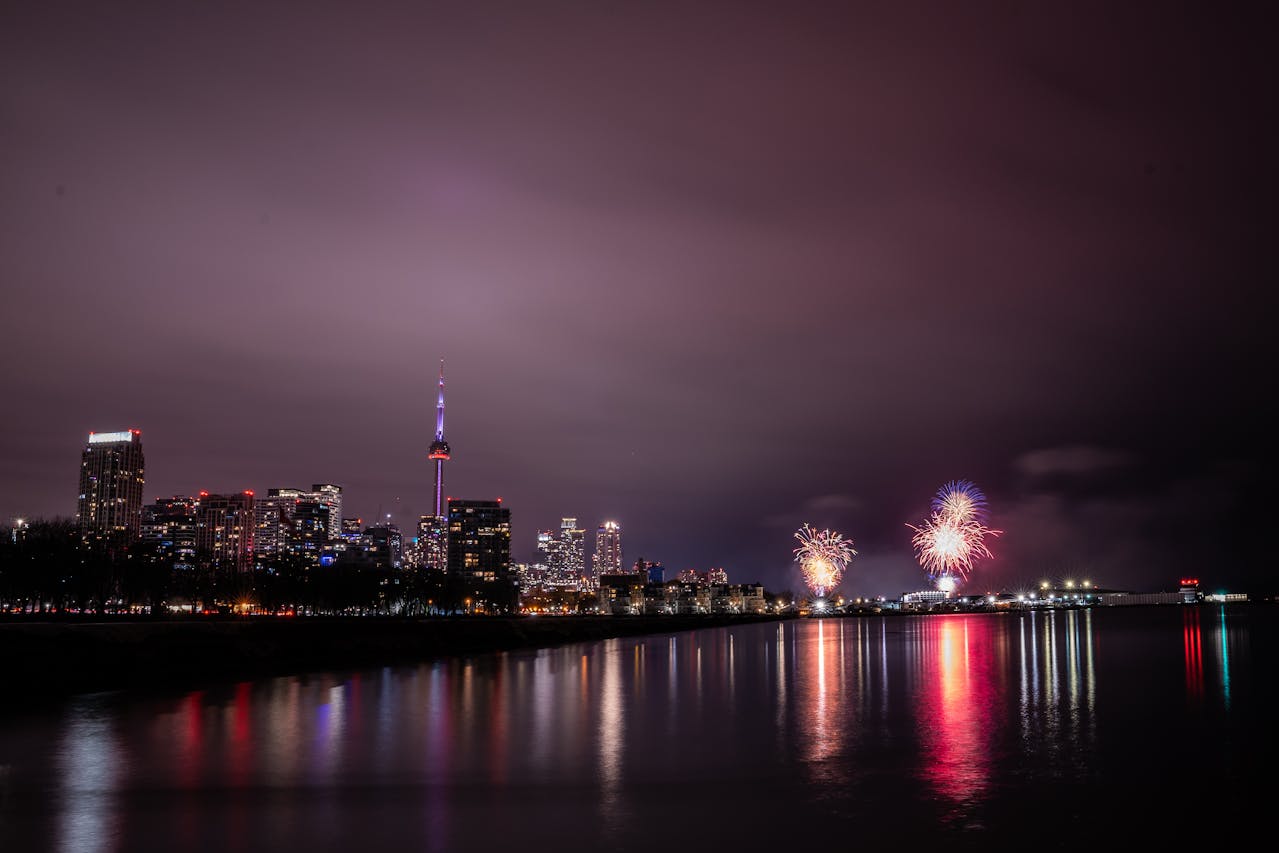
<box><xmin>428</xmin><ymin>360</ymin><xmax>451</xmax><ymax>518</ymax></box>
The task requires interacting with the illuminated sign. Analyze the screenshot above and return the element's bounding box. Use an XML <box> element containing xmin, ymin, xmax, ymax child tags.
<box><xmin>88</xmin><ymin>431</ymin><xmax>134</xmax><ymax>444</ymax></box>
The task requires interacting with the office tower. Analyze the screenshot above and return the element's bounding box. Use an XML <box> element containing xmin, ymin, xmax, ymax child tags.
<box><xmin>594</xmin><ymin>521</ymin><xmax>622</xmax><ymax>580</ymax></box>
<box><xmin>197</xmin><ymin>491</ymin><xmax>255</xmax><ymax>572</ymax></box>
<box><xmin>76</xmin><ymin>429</ymin><xmax>145</xmax><ymax>548</ymax></box>
<box><xmin>446</xmin><ymin>499</ymin><xmax>510</xmax><ymax>582</ymax></box>
<box><xmin>140</xmin><ymin>495</ymin><xmax>200</xmax><ymax>568</ymax></box>
<box><xmin>341</xmin><ymin>517</ymin><xmax>364</xmax><ymax>538</ymax></box>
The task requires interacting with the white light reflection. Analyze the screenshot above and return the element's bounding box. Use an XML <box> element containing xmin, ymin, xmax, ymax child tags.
<box><xmin>597</xmin><ymin>640</ymin><xmax>625</xmax><ymax>834</ymax></box>
<box><xmin>667</xmin><ymin>636</ymin><xmax>678</xmax><ymax>731</ymax></box>
<box><xmin>57</xmin><ymin>700</ymin><xmax>122</xmax><ymax>853</ymax></box>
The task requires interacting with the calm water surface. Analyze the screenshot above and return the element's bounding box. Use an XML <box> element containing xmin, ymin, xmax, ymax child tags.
<box><xmin>1</xmin><ymin>606</ymin><xmax>1273</xmax><ymax>850</ymax></box>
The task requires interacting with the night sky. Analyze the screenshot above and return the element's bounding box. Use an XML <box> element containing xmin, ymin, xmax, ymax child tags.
<box><xmin>1</xmin><ymin>1</ymin><xmax>1269</xmax><ymax>596</ymax></box>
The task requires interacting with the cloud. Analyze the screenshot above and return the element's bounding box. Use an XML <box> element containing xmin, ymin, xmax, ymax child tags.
<box><xmin>1016</xmin><ymin>445</ymin><xmax>1135</xmax><ymax>479</ymax></box>
<box><xmin>764</xmin><ymin>493</ymin><xmax>862</xmax><ymax>528</ymax></box>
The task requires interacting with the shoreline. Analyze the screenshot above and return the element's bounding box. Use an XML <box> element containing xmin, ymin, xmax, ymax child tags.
<box><xmin>0</xmin><ymin>614</ymin><xmax>786</xmax><ymax>707</ymax></box>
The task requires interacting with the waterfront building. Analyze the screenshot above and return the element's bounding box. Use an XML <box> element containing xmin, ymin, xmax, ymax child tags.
<box><xmin>593</xmin><ymin>521</ymin><xmax>622</xmax><ymax>581</ymax></box>
<box><xmin>901</xmin><ymin>589</ymin><xmax>949</xmax><ymax>610</ymax></box>
<box><xmin>447</xmin><ymin>499</ymin><xmax>511</xmax><ymax>583</ymax></box>
<box><xmin>76</xmin><ymin>429</ymin><xmax>145</xmax><ymax>548</ymax></box>
<box><xmin>197</xmin><ymin>491</ymin><xmax>255</xmax><ymax>573</ymax></box>
<box><xmin>598</xmin><ymin>572</ymin><xmax>646</xmax><ymax>615</ymax></box>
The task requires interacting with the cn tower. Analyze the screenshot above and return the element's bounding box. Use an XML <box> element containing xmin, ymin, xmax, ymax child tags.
<box><xmin>428</xmin><ymin>359</ymin><xmax>451</xmax><ymax>517</ymax></box>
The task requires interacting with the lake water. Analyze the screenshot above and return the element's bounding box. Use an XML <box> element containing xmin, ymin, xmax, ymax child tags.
<box><xmin>1</xmin><ymin>606</ymin><xmax>1273</xmax><ymax>850</ymax></box>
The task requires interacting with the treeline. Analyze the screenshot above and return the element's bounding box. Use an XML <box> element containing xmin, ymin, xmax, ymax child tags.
<box><xmin>0</xmin><ymin>518</ymin><xmax>517</xmax><ymax>616</ymax></box>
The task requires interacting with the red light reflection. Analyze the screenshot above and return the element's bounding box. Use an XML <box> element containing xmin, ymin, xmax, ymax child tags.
<box><xmin>1183</xmin><ymin>607</ymin><xmax>1203</xmax><ymax>700</ymax></box>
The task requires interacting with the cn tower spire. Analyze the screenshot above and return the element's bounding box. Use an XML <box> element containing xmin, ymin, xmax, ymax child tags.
<box><xmin>435</xmin><ymin>359</ymin><xmax>446</xmax><ymax>441</ymax></box>
<box><xmin>428</xmin><ymin>358</ymin><xmax>451</xmax><ymax>519</ymax></box>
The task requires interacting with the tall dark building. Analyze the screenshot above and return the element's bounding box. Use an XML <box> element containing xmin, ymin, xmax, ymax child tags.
<box><xmin>446</xmin><ymin>499</ymin><xmax>510</xmax><ymax>582</ymax></box>
<box><xmin>76</xmin><ymin>429</ymin><xmax>145</xmax><ymax>548</ymax></box>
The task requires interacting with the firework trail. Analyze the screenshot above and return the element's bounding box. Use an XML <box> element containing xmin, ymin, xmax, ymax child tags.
<box><xmin>908</xmin><ymin>480</ymin><xmax>1001</xmax><ymax>588</ymax></box>
<box><xmin>793</xmin><ymin>524</ymin><xmax>857</xmax><ymax>598</ymax></box>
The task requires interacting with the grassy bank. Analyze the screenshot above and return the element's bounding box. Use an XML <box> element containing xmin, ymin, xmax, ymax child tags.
<box><xmin>0</xmin><ymin>614</ymin><xmax>785</xmax><ymax>704</ymax></box>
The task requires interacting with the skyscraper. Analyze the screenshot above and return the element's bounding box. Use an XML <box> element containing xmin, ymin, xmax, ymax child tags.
<box><xmin>594</xmin><ymin>520</ymin><xmax>622</xmax><ymax>580</ymax></box>
<box><xmin>76</xmin><ymin>429</ymin><xmax>145</xmax><ymax>548</ymax></box>
<box><xmin>548</xmin><ymin>517</ymin><xmax>585</xmax><ymax>588</ymax></box>
<box><xmin>446</xmin><ymin>499</ymin><xmax>510</xmax><ymax>582</ymax></box>
<box><xmin>425</xmin><ymin>359</ymin><xmax>451</xmax><ymax>569</ymax></box>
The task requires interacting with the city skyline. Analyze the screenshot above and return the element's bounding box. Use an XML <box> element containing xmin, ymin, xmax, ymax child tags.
<box><xmin>1</xmin><ymin>1</ymin><xmax>1269</xmax><ymax>597</ymax></box>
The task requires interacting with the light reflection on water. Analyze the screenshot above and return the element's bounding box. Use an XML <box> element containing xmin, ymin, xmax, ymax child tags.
<box><xmin>57</xmin><ymin>700</ymin><xmax>121</xmax><ymax>853</ymax></box>
<box><xmin>0</xmin><ymin>606</ymin><xmax>1267</xmax><ymax>851</ymax></box>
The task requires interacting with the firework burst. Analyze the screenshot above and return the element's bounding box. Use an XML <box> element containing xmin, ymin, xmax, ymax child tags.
<box><xmin>793</xmin><ymin>524</ymin><xmax>857</xmax><ymax>598</ymax></box>
<box><xmin>931</xmin><ymin>479</ymin><xmax>988</xmax><ymax>525</ymax></box>
<box><xmin>908</xmin><ymin>480</ymin><xmax>1001</xmax><ymax>588</ymax></box>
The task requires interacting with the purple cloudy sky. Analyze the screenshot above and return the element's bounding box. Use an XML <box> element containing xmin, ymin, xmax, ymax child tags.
<box><xmin>1</xmin><ymin>1</ymin><xmax>1269</xmax><ymax>595</ymax></box>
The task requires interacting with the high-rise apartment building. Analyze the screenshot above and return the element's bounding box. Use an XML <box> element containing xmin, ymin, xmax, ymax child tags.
<box><xmin>418</xmin><ymin>513</ymin><xmax>448</xmax><ymax>571</ymax></box>
<box><xmin>594</xmin><ymin>521</ymin><xmax>622</xmax><ymax>579</ymax></box>
<box><xmin>446</xmin><ymin>499</ymin><xmax>510</xmax><ymax>583</ymax></box>
<box><xmin>197</xmin><ymin>491</ymin><xmax>256</xmax><ymax>572</ymax></box>
<box><xmin>76</xmin><ymin>429</ymin><xmax>146</xmax><ymax>548</ymax></box>
<box><xmin>311</xmin><ymin>484</ymin><xmax>343</xmax><ymax>540</ymax></box>
<box><xmin>140</xmin><ymin>495</ymin><xmax>199</xmax><ymax>568</ymax></box>
<box><xmin>255</xmin><ymin>485</ymin><xmax>342</xmax><ymax>559</ymax></box>
<box><xmin>547</xmin><ymin>517</ymin><xmax>585</xmax><ymax>588</ymax></box>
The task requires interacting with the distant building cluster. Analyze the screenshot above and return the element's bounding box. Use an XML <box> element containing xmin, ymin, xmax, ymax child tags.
<box><xmin>41</xmin><ymin>362</ymin><xmax>768</xmax><ymax>617</ymax></box>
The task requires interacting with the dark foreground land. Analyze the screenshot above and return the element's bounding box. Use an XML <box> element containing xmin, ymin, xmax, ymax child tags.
<box><xmin>0</xmin><ymin>614</ymin><xmax>784</xmax><ymax>705</ymax></box>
